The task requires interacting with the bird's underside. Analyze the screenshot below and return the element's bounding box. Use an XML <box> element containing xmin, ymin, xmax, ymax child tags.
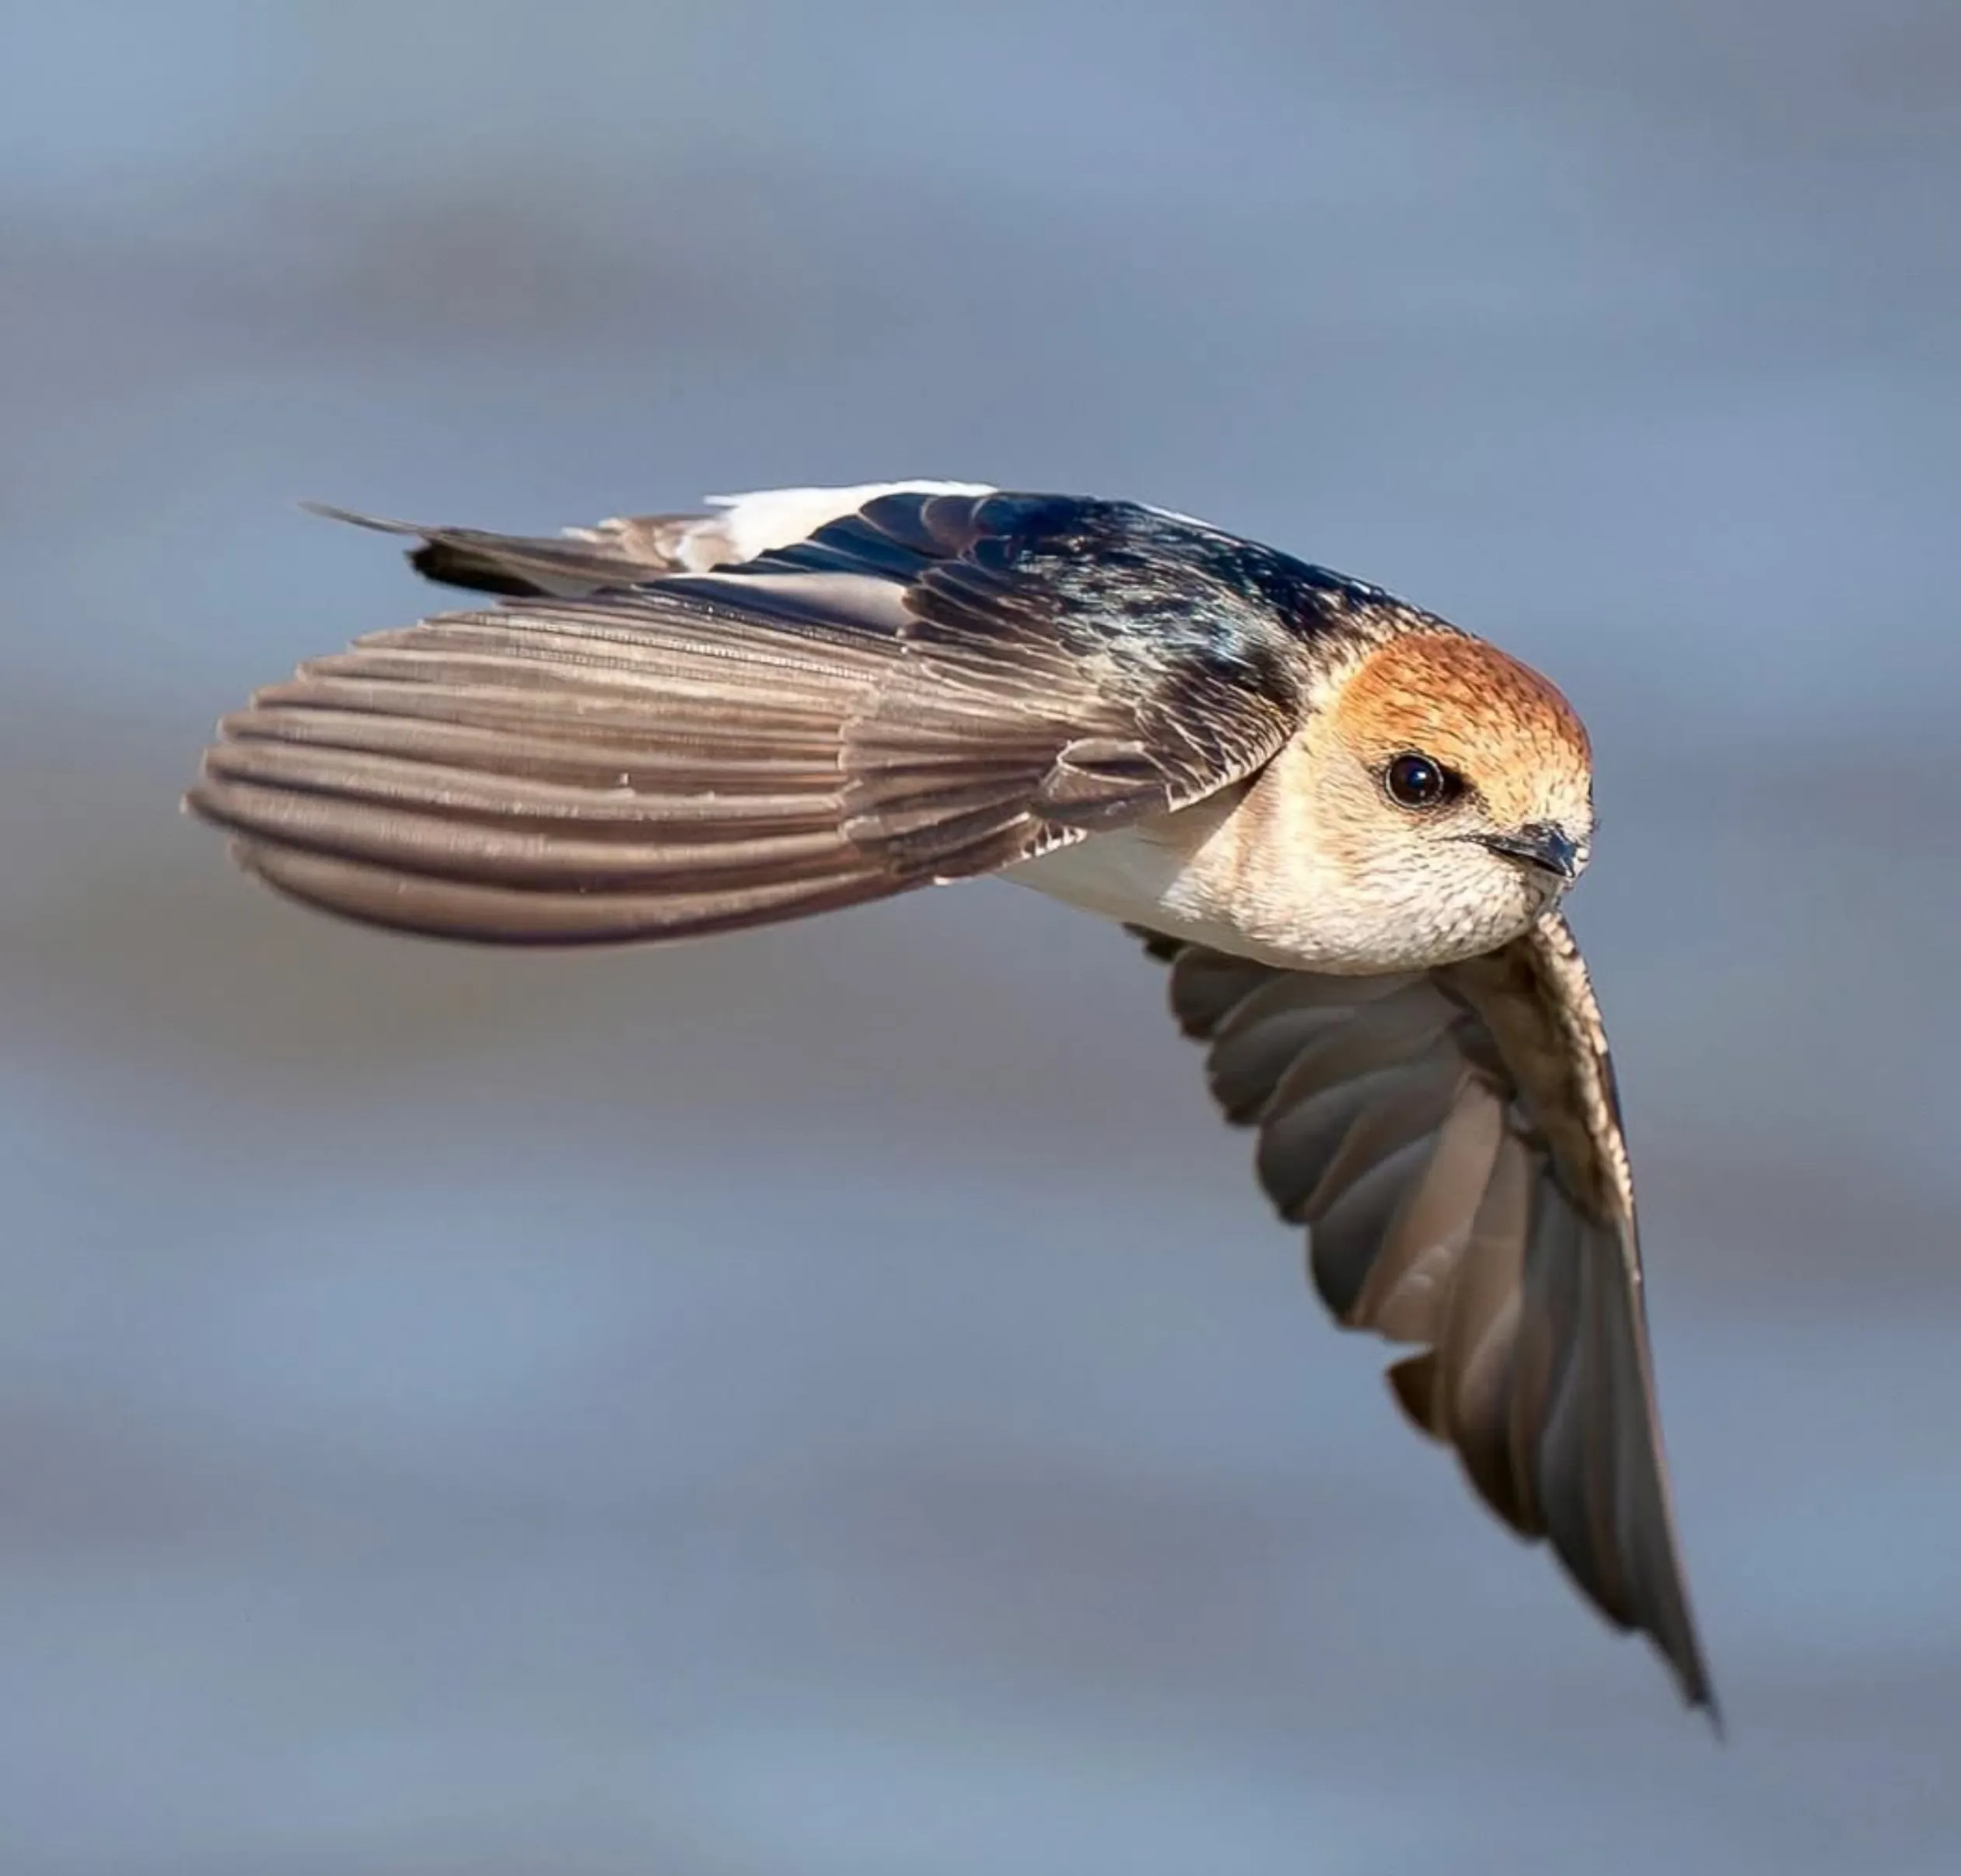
<box><xmin>187</xmin><ymin>482</ymin><xmax>1715</xmax><ymax>1717</ymax></box>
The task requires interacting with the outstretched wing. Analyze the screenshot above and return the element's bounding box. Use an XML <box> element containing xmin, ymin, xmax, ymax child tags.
<box><xmin>1138</xmin><ymin>911</ymin><xmax>1716</xmax><ymax>1716</ymax></box>
<box><xmin>189</xmin><ymin>489</ymin><xmax>1359</xmax><ymax>945</ymax></box>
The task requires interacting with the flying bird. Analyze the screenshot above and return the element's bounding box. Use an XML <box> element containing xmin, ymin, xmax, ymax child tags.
<box><xmin>186</xmin><ymin>480</ymin><xmax>1715</xmax><ymax>1717</ymax></box>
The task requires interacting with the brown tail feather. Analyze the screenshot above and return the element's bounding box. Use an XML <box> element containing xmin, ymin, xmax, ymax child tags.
<box><xmin>300</xmin><ymin>503</ymin><xmax>714</xmax><ymax>598</ymax></box>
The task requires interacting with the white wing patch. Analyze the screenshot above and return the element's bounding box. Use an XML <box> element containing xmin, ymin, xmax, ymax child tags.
<box><xmin>575</xmin><ymin>480</ymin><xmax>994</xmax><ymax>574</ymax></box>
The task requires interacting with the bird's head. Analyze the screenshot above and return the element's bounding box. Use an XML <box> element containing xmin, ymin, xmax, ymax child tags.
<box><xmin>1297</xmin><ymin>631</ymin><xmax>1593</xmax><ymax>970</ymax></box>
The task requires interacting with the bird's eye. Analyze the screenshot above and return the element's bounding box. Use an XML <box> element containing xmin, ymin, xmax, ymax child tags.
<box><xmin>1384</xmin><ymin>752</ymin><xmax>1460</xmax><ymax>809</ymax></box>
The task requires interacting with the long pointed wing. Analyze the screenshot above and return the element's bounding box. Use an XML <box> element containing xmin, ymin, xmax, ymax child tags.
<box><xmin>1139</xmin><ymin>911</ymin><xmax>1716</xmax><ymax>1716</ymax></box>
<box><xmin>189</xmin><ymin>490</ymin><xmax>1369</xmax><ymax>944</ymax></box>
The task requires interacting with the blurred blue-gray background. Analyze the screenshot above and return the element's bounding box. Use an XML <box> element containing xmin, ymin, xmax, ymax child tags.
<box><xmin>3</xmin><ymin>3</ymin><xmax>1957</xmax><ymax>1871</ymax></box>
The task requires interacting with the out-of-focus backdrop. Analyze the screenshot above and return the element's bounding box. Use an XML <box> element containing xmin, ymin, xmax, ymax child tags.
<box><xmin>4</xmin><ymin>3</ymin><xmax>1957</xmax><ymax>1871</ymax></box>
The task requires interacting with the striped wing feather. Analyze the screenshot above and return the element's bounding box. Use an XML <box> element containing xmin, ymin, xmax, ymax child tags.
<box><xmin>1141</xmin><ymin>912</ymin><xmax>1716</xmax><ymax>1716</ymax></box>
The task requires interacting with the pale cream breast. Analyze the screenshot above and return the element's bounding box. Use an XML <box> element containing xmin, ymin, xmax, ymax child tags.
<box><xmin>1001</xmin><ymin>747</ymin><xmax>1401</xmax><ymax>973</ymax></box>
<box><xmin>999</xmin><ymin>787</ymin><xmax>1266</xmax><ymax>956</ymax></box>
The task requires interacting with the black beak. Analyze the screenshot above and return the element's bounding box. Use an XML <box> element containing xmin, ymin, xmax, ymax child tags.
<box><xmin>1477</xmin><ymin>822</ymin><xmax>1582</xmax><ymax>882</ymax></box>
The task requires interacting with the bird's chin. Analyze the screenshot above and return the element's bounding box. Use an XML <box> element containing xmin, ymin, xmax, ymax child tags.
<box><xmin>1403</xmin><ymin>883</ymin><xmax>1563</xmax><ymax>972</ymax></box>
<box><xmin>1293</xmin><ymin>912</ymin><xmax>1542</xmax><ymax>976</ymax></box>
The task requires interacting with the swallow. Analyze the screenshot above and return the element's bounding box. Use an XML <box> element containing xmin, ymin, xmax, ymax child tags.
<box><xmin>186</xmin><ymin>480</ymin><xmax>1716</xmax><ymax>1718</ymax></box>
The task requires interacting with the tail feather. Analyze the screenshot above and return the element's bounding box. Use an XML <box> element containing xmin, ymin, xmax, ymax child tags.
<box><xmin>300</xmin><ymin>503</ymin><xmax>706</xmax><ymax>598</ymax></box>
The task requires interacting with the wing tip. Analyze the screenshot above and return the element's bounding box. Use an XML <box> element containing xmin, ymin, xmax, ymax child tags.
<box><xmin>1664</xmin><ymin>1627</ymin><xmax>1722</xmax><ymax>1732</ymax></box>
